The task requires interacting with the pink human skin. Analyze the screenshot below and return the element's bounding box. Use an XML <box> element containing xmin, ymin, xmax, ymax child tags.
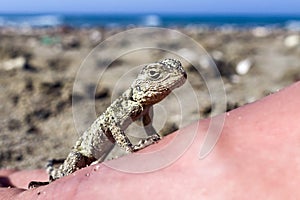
<box><xmin>1</xmin><ymin>81</ymin><xmax>300</xmax><ymax>199</ymax></box>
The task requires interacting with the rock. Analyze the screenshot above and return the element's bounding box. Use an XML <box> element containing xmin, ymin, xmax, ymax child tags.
<box><xmin>95</xmin><ymin>87</ymin><xmax>109</xmax><ymax>99</ymax></box>
<box><xmin>159</xmin><ymin>122</ymin><xmax>178</xmax><ymax>137</ymax></box>
<box><xmin>213</xmin><ymin>56</ymin><xmax>235</xmax><ymax>78</ymax></box>
<box><xmin>72</xmin><ymin>93</ymin><xmax>85</xmax><ymax>104</ymax></box>
<box><xmin>200</xmin><ymin>104</ymin><xmax>212</xmax><ymax>118</ymax></box>
<box><xmin>47</xmin><ymin>57</ymin><xmax>70</xmax><ymax>72</ymax></box>
<box><xmin>252</xmin><ymin>27</ymin><xmax>270</xmax><ymax>37</ymax></box>
<box><xmin>40</xmin><ymin>81</ymin><xmax>62</xmax><ymax>96</ymax></box>
<box><xmin>25</xmin><ymin>108</ymin><xmax>51</xmax><ymax>124</ymax></box>
<box><xmin>11</xmin><ymin>95</ymin><xmax>19</xmax><ymax>105</ymax></box>
<box><xmin>284</xmin><ymin>35</ymin><xmax>300</xmax><ymax>48</ymax></box>
<box><xmin>55</xmin><ymin>100</ymin><xmax>70</xmax><ymax>113</ymax></box>
<box><xmin>235</xmin><ymin>59</ymin><xmax>253</xmax><ymax>75</ymax></box>
<box><xmin>226</xmin><ymin>102</ymin><xmax>240</xmax><ymax>112</ymax></box>
<box><xmin>0</xmin><ymin>57</ymin><xmax>26</xmax><ymax>71</ymax></box>
<box><xmin>63</xmin><ymin>35</ymin><xmax>80</xmax><ymax>49</ymax></box>
<box><xmin>40</xmin><ymin>36</ymin><xmax>60</xmax><ymax>46</ymax></box>
<box><xmin>26</xmin><ymin>125</ymin><xmax>39</xmax><ymax>134</ymax></box>
<box><xmin>89</xmin><ymin>30</ymin><xmax>102</xmax><ymax>43</ymax></box>
<box><xmin>24</xmin><ymin>79</ymin><xmax>34</xmax><ymax>91</ymax></box>
<box><xmin>7</xmin><ymin>119</ymin><xmax>21</xmax><ymax>131</ymax></box>
<box><xmin>211</xmin><ymin>50</ymin><xmax>224</xmax><ymax>61</ymax></box>
<box><xmin>198</xmin><ymin>55</ymin><xmax>212</xmax><ymax>69</ymax></box>
<box><xmin>230</xmin><ymin>74</ymin><xmax>241</xmax><ymax>83</ymax></box>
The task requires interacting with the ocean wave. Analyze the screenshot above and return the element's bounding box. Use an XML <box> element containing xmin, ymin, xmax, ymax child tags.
<box><xmin>142</xmin><ymin>15</ymin><xmax>161</xmax><ymax>26</ymax></box>
<box><xmin>0</xmin><ymin>14</ymin><xmax>299</xmax><ymax>29</ymax></box>
<box><xmin>285</xmin><ymin>20</ymin><xmax>300</xmax><ymax>31</ymax></box>
<box><xmin>0</xmin><ymin>14</ymin><xmax>63</xmax><ymax>27</ymax></box>
<box><xmin>0</xmin><ymin>17</ymin><xmax>4</xmax><ymax>26</ymax></box>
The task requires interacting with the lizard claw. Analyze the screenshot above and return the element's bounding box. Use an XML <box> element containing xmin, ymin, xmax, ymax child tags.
<box><xmin>132</xmin><ymin>134</ymin><xmax>161</xmax><ymax>151</ymax></box>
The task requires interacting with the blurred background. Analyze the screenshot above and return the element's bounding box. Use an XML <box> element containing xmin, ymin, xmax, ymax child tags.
<box><xmin>0</xmin><ymin>0</ymin><xmax>299</xmax><ymax>169</ymax></box>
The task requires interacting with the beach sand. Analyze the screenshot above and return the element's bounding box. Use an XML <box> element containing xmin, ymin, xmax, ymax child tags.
<box><xmin>0</xmin><ymin>26</ymin><xmax>299</xmax><ymax>169</ymax></box>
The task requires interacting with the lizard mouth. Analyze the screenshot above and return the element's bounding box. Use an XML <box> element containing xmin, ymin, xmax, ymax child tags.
<box><xmin>169</xmin><ymin>72</ymin><xmax>187</xmax><ymax>91</ymax></box>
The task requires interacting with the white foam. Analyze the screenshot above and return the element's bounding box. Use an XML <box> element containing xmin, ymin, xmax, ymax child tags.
<box><xmin>24</xmin><ymin>15</ymin><xmax>63</xmax><ymax>27</ymax></box>
<box><xmin>143</xmin><ymin>15</ymin><xmax>161</xmax><ymax>26</ymax></box>
<box><xmin>0</xmin><ymin>14</ymin><xmax>63</xmax><ymax>27</ymax></box>
<box><xmin>0</xmin><ymin>17</ymin><xmax>4</xmax><ymax>26</ymax></box>
<box><xmin>285</xmin><ymin>20</ymin><xmax>300</xmax><ymax>31</ymax></box>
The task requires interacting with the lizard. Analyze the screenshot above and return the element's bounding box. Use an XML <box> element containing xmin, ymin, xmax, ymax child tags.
<box><xmin>28</xmin><ymin>58</ymin><xmax>187</xmax><ymax>188</ymax></box>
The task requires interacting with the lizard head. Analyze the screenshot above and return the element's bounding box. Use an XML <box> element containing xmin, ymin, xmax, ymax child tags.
<box><xmin>131</xmin><ymin>58</ymin><xmax>187</xmax><ymax>105</ymax></box>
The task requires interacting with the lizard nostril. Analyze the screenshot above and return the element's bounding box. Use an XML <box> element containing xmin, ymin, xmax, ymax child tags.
<box><xmin>183</xmin><ymin>72</ymin><xmax>187</xmax><ymax>79</ymax></box>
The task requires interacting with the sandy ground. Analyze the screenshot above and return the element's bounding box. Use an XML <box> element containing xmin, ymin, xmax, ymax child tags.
<box><xmin>0</xmin><ymin>26</ymin><xmax>299</xmax><ymax>169</ymax></box>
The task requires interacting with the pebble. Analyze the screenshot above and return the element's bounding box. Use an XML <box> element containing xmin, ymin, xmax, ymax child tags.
<box><xmin>198</xmin><ymin>55</ymin><xmax>212</xmax><ymax>69</ymax></box>
<box><xmin>230</xmin><ymin>74</ymin><xmax>241</xmax><ymax>83</ymax></box>
<box><xmin>1</xmin><ymin>56</ymin><xmax>26</xmax><ymax>71</ymax></box>
<box><xmin>284</xmin><ymin>35</ymin><xmax>300</xmax><ymax>48</ymax></box>
<box><xmin>235</xmin><ymin>59</ymin><xmax>253</xmax><ymax>75</ymax></box>
<box><xmin>89</xmin><ymin>30</ymin><xmax>102</xmax><ymax>43</ymax></box>
<box><xmin>211</xmin><ymin>50</ymin><xmax>224</xmax><ymax>61</ymax></box>
<box><xmin>252</xmin><ymin>27</ymin><xmax>270</xmax><ymax>37</ymax></box>
<box><xmin>93</xmin><ymin>165</ymin><xmax>100</xmax><ymax>171</ymax></box>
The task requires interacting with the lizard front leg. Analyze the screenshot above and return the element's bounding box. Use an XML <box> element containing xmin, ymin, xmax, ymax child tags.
<box><xmin>142</xmin><ymin>106</ymin><xmax>157</xmax><ymax>136</ymax></box>
<box><xmin>132</xmin><ymin>106</ymin><xmax>161</xmax><ymax>151</ymax></box>
<box><xmin>110</xmin><ymin>119</ymin><xmax>160</xmax><ymax>153</ymax></box>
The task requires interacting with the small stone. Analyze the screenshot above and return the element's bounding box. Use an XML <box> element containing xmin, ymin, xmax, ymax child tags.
<box><xmin>226</xmin><ymin>102</ymin><xmax>239</xmax><ymax>112</ymax></box>
<box><xmin>236</xmin><ymin>59</ymin><xmax>252</xmax><ymax>75</ymax></box>
<box><xmin>198</xmin><ymin>55</ymin><xmax>212</xmax><ymax>69</ymax></box>
<box><xmin>95</xmin><ymin>87</ymin><xmax>109</xmax><ymax>99</ymax></box>
<box><xmin>40</xmin><ymin>81</ymin><xmax>62</xmax><ymax>96</ymax></box>
<box><xmin>25</xmin><ymin>79</ymin><xmax>34</xmax><ymax>91</ymax></box>
<box><xmin>32</xmin><ymin>109</ymin><xmax>51</xmax><ymax>121</ymax></box>
<box><xmin>159</xmin><ymin>123</ymin><xmax>178</xmax><ymax>136</ymax></box>
<box><xmin>93</xmin><ymin>165</ymin><xmax>100</xmax><ymax>171</ymax></box>
<box><xmin>90</xmin><ymin>30</ymin><xmax>102</xmax><ymax>43</ymax></box>
<box><xmin>201</xmin><ymin>104</ymin><xmax>212</xmax><ymax>118</ymax></box>
<box><xmin>11</xmin><ymin>95</ymin><xmax>19</xmax><ymax>105</ymax></box>
<box><xmin>211</xmin><ymin>50</ymin><xmax>223</xmax><ymax>61</ymax></box>
<box><xmin>1</xmin><ymin>56</ymin><xmax>26</xmax><ymax>71</ymax></box>
<box><xmin>26</xmin><ymin>126</ymin><xmax>39</xmax><ymax>134</ymax></box>
<box><xmin>252</xmin><ymin>27</ymin><xmax>270</xmax><ymax>37</ymax></box>
<box><xmin>63</xmin><ymin>36</ymin><xmax>80</xmax><ymax>49</ymax></box>
<box><xmin>230</xmin><ymin>74</ymin><xmax>241</xmax><ymax>83</ymax></box>
<box><xmin>284</xmin><ymin>35</ymin><xmax>299</xmax><ymax>48</ymax></box>
<box><xmin>72</xmin><ymin>93</ymin><xmax>85</xmax><ymax>104</ymax></box>
<box><xmin>7</xmin><ymin>119</ymin><xmax>21</xmax><ymax>131</ymax></box>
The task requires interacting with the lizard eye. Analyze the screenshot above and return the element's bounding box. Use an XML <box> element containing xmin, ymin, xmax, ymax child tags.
<box><xmin>148</xmin><ymin>69</ymin><xmax>161</xmax><ymax>79</ymax></box>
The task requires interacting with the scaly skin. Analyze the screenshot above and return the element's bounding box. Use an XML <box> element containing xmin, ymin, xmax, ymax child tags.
<box><xmin>28</xmin><ymin>58</ymin><xmax>187</xmax><ymax>188</ymax></box>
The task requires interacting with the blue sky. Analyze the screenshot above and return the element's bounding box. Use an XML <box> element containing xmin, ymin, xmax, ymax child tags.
<box><xmin>0</xmin><ymin>0</ymin><xmax>299</xmax><ymax>14</ymax></box>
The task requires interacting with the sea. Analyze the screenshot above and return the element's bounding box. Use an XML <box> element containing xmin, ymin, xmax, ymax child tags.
<box><xmin>0</xmin><ymin>13</ymin><xmax>300</xmax><ymax>30</ymax></box>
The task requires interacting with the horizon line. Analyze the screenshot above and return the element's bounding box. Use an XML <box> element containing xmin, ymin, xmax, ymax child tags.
<box><xmin>0</xmin><ymin>11</ymin><xmax>300</xmax><ymax>17</ymax></box>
